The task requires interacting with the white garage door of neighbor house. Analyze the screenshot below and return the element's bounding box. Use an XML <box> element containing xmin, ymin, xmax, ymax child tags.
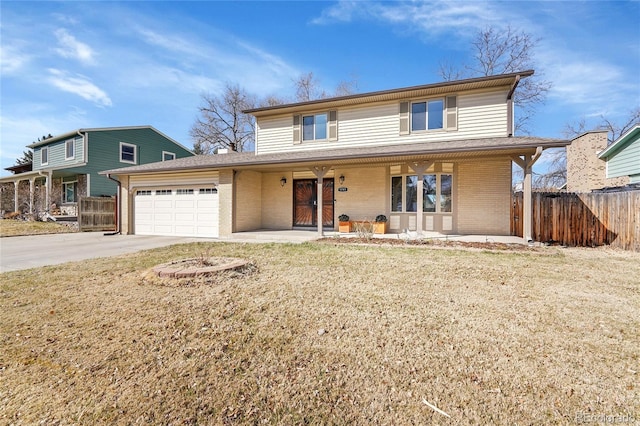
<box><xmin>134</xmin><ymin>188</ymin><xmax>218</xmax><ymax>238</ymax></box>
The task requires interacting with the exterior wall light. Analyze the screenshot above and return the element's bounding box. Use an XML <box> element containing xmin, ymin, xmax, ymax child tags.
<box><xmin>280</xmin><ymin>177</ymin><xmax>287</xmax><ymax>187</ymax></box>
<box><xmin>339</xmin><ymin>175</ymin><xmax>345</xmax><ymax>185</ymax></box>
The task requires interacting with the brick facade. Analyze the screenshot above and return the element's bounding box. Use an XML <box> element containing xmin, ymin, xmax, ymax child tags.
<box><xmin>566</xmin><ymin>131</ymin><xmax>629</xmax><ymax>192</ymax></box>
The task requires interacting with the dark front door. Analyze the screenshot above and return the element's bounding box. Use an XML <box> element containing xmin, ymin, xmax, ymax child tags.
<box><xmin>293</xmin><ymin>179</ymin><xmax>334</xmax><ymax>227</ymax></box>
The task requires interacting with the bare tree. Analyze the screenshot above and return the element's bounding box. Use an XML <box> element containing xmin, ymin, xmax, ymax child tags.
<box><xmin>190</xmin><ymin>83</ymin><xmax>256</xmax><ymax>154</ymax></box>
<box><xmin>294</xmin><ymin>72</ymin><xmax>358</xmax><ymax>102</ymax></box>
<box><xmin>534</xmin><ymin>107</ymin><xmax>640</xmax><ymax>189</ymax></box>
<box><xmin>438</xmin><ymin>25</ymin><xmax>551</xmax><ymax>134</ymax></box>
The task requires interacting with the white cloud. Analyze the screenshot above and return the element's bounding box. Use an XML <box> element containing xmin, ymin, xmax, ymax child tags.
<box><xmin>0</xmin><ymin>44</ymin><xmax>30</xmax><ymax>75</ymax></box>
<box><xmin>47</xmin><ymin>69</ymin><xmax>112</xmax><ymax>106</ymax></box>
<box><xmin>312</xmin><ymin>1</ymin><xmax>506</xmax><ymax>35</ymax></box>
<box><xmin>54</xmin><ymin>29</ymin><xmax>95</xmax><ymax>65</ymax></box>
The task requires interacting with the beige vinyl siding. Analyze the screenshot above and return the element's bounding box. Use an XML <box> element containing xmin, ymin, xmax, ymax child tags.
<box><xmin>128</xmin><ymin>171</ymin><xmax>219</xmax><ymax>189</ymax></box>
<box><xmin>255</xmin><ymin>89</ymin><xmax>509</xmax><ymax>154</ymax></box>
<box><xmin>234</xmin><ymin>170</ymin><xmax>262</xmax><ymax>232</ymax></box>
<box><xmin>256</xmin><ymin>116</ymin><xmax>295</xmax><ymax>154</ymax></box>
<box><xmin>456</xmin><ymin>158</ymin><xmax>511</xmax><ymax>235</ymax></box>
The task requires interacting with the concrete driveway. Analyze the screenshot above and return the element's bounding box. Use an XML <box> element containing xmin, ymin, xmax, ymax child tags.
<box><xmin>0</xmin><ymin>232</ymin><xmax>210</xmax><ymax>273</ymax></box>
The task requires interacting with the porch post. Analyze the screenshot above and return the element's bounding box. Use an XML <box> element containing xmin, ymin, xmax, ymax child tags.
<box><xmin>311</xmin><ymin>166</ymin><xmax>330</xmax><ymax>237</ymax></box>
<box><xmin>511</xmin><ymin>147</ymin><xmax>542</xmax><ymax>243</ymax></box>
<box><xmin>317</xmin><ymin>176</ymin><xmax>324</xmax><ymax>237</ymax></box>
<box><xmin>44</xmin><ymin>172</ymin><xmax>51</xmax><ymax>211</ymax></box>
<box><xmin>13</xmin><ymin>181</ymin><xmax>19</xmax><ymax>213</ymax></box>
<box><xmin>29</xmin><ymin>178</ymin><xmax>35</xmax><ymax>214</ymax></box>
<box><xmin>522</xmin><ymin>154</ymin><xmax>532</xmax><ymax>243</ymax></box>
<box><xmin>410</xmin><ymin>162</ymin><xmax>433</xmax><ymax>235</ymax></box>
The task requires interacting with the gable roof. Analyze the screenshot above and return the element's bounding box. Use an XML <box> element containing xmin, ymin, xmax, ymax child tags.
<box><xmin>244</xmin><ymin>70</ymin><xmax>534</xmax><ymax>117</ymax></box>
<box><xmin>101</xmin><ymin>135</ymin><xmax>568</xmax><ymax>176</ymax></box>
<box><xmin>26</xmin><ymin>126</ymin><xmax>193</xmax><ymax>154</ymax></box>
<box><xmin>598</xmin><ymin>124</ymin><xmax>640</xmax><ymax>159</ymax></box>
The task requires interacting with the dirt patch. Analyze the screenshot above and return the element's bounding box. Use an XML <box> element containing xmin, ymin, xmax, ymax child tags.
<box><xmin>319</xmin><ymin>236</ymin><xmax>547</xmax><ymax>252</ymax></box>
<box><xmin>152</xmin><ymin>256</ymin><xmax>250</xmax><ymax>278</ymax></box>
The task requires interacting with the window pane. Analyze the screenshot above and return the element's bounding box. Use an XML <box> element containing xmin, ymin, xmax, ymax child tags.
<box><xmin>405</xmin><ymin>175</ymin><xmax>417</xmax><ymax>212</ymax></box>
<box><xmin>391</xmin><ymin>176</ymin><xmax>403</xmax><ymax>212</ymax></box>
<box><xmin>411</xmin><ymin>102</ymin><xmax>426</xmax><ymax>131</ymax></box>
<box><xmin>302</xmin><ymin>116</ymin><xmax>314</xmax><ymax>141</ymax></box>
<box><xmin>66</xmin><ymin>141</ymin><xmax>74</xmax><ymax>158</ymax></box>
<box><xmin>121</xmin><ymin>145</ymin><xmax>135</xmax><ymax>162</ymax></box>
<box><xmin>163</xmin><ymin>152</ymin><xmax>175</xmax><ymax>161</ymax></box>
<box><xmin>315</xmin><ymin>113</ymin><xmax>327</xmax><ymax>139</ymax></box>
<box><xmin>423</xmin><ymin>174</ymin><xmax>436</xmax><ymax>212</ymax></box>
<box><xmin>441</xmin><ymin>174</ymin><xmax>452</xmax><ymax>212</ymax></box>
<box><xmin>64</xmin><ymin>183</ymin><xmax>75</xmax><ymax>203</ymax></box>
<box><xmin>41</xmin><ymin>149</ymin><xmax>48</xmax><ymax>164</ymax></box>
<box><xmin>428</xmin><ymin>100</ymin><xmax>444</xmax><ymax>129</ymax></box>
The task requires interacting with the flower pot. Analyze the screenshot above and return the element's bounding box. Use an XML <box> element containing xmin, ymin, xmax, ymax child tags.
<box><xmin>339</xmin><ymin>221</ymin><xmax>351</xmax><ymax>233</ymax></box>
<box><xmin>373</xmin><ymin>222</ymin><xmax>387</xmax><ymax>234</ymax></box>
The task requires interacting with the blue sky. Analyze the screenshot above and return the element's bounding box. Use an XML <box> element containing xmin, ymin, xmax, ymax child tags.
<box><xmin>1</xmin><ymin>1</ymin><xmax>639</xmax><ymax>174</ymax></box>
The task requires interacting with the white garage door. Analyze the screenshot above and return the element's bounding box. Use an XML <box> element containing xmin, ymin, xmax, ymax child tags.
<box><xmin>134</xmin><ymin>188</ymin><xmax>218</xmax><ymax>237</ymax></box>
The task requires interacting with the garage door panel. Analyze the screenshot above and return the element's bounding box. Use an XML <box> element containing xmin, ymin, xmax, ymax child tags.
<box><xmin>154</xmin><ymin>200</ymin><xmax>173</xmax><ymax>209</ymax></box>
<box><xmin>134</xmin><ymin>189</ymin><xmax>218</xmax><ymax>238</ymax></box>
<box><xmin>175</xmin><ymin>200</ymin><xmax>195</xmax><ymax>209</ymax></box>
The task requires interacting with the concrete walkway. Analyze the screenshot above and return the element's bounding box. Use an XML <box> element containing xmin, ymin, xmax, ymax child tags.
<box><xmin>0</xmin><ymin>233</ymin><xmax>209</xmax><ymax>273</ymax></box>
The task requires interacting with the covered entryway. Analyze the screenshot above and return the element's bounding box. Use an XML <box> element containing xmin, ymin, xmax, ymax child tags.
<box><xmin>293</xmin><ymin>178</ymin><xmax>334</xmax><ymax>227</ymax></box>
<box><xmin>134</xmin><ymin>187</ymin><xmax>218</xmax><ymax>237</ymax></box>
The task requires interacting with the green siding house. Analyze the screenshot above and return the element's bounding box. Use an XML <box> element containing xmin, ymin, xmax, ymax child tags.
<box><xmin>599</xmin><ymin>125</ymin><xmax>640</xmax><ymax>184</ymax></box>
<box><xmin>2</xmin><ymin>126</ymin><xmax>193</xmax><ymax>215</ymax></box>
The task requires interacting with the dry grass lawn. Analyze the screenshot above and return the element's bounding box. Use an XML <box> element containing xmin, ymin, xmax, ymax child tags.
<box><xmin>0</xmin><ymin>219</ymin><xmax>75</xmax><ymax>237</ymax></box>
<box><xmin>1</xmin><ymin>242</ymin><xmax>638</xmax><ymax>424</ymax></box>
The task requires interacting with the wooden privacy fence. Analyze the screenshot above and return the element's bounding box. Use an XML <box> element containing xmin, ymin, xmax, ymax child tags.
<box><xmin>512</xmin><ymin>191</ymin><xmax>640</xmax><ymax>251</ymax></box>
<box><xmin>78</xmin><ymin>196</ymin><xmax>116</xmax><ymax>232</ymax></box>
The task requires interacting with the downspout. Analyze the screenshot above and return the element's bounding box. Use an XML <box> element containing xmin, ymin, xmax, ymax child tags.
<box><xmin>506</xmin><ymin>74</ymin><xmax>522</xmax><ymax>137</ymax></box>
<box><xmin>105</xmin><ymin>173</ymin><xmax>121</xmax><ymax>235</ymax></box>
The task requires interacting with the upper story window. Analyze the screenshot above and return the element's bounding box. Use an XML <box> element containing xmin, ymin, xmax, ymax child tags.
<box><xmin>65</xmin><ymin>139</ymin><xmax>75</xmax><ymax>160</ymax></box>
<box><xmin>41</xmin><ymin>147</ymin><xmax>49</xmax><ymax>166</ymax></box>
<box><xmin>293</xmin><ymin>110</ymin><xmax>337</xmax><ymax>144</ymax></box>
<box><xmin>411</xmin><ymin>99</ymin><xmax>444</xmax><ymax>131</ymax></box>
<box><xmin>303</xmin><ymin>113</ymin><xmax>328</xmax><ymax>141</ymax></box>
<box><xmin>162</xmin><ymin>151</ymin><xmax>176</xmax><ymax>161</ymax></box>
<box><xmin>120</xmin><ymin>142</ymin><xmax>137</xmax><ymax>164</ymax></box>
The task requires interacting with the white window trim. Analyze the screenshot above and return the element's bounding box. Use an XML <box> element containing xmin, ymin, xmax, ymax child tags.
<box><xmin>41</xmin><ymin>147</ymin><xmax>49</xmax><ymax>166</ymax></box>
<box><xmin>162</xmin><ymin>151</ymin><xmax>176</xmax><ymax>161</ymax></box>
<box><xmin>62</xmin><ymin>180</ymin><xmax>78</xmax><ymax>204</ymax></box>
<box><xmin>410</xmin><ymin>98</ymin><xmax>445</xmax><ymax>133</ymax></box>
<box><xmin>120</xmin><ymin>142</ymin><xmax>137</xmax><ymax>164</ymax></box>
<box><xmin>65</xmin><ymin>139</ymin><xmax>75</xmax><ymax>160</ymax></box>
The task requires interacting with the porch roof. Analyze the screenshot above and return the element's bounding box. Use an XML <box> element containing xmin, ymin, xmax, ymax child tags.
<box><xmin>101</xmin><ymin>136</ymin><xmax>569</xmax><ymax>176</ymax></box>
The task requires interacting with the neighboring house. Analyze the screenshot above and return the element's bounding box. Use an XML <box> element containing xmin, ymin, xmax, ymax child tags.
<box><xmin>598</xmin><ymin>125</ymin><xmax>640</xmax><ymax>185</ymax></box>
<box><xmin>103</xmin><ymin>71</ymin><xmax>568</xmax><ymax>242</ymax></box>
<box><xmin>0</xmin><ymin>126</ymin><xmax>193</xmax><ymax>216</ymax></box>
<box><xmin>566</xmin><ymin>129</ymin><xmax>634</xmax><ymax>192</ymax></box>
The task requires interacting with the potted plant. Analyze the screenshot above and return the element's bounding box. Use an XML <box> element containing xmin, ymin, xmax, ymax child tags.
<box><xmin>373</xmin><ymin>214</ymin><xmax>387</xmax><ymax>234</ymax></box>
<box><xmin>338</xmin><ymin>214</ymin><xmax>351</xmax><ymax>233</ymax></box>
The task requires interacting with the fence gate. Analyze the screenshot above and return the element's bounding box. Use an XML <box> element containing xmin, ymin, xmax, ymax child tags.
<box><xmin>78</xmin><ymin>196</ymin><xmax>116</xmax><ymax>232</ymax></box>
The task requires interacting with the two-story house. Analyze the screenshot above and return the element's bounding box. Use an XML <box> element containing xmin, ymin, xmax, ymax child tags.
<box><xmin>102</xmin><ymin>72</ymin><xmax>568</xmax><ymax>242</ymax></box>
<box><xmin>0</xmin><ymin>126</ymin><xmax>193</xmax><ymax>216</ymax></box>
